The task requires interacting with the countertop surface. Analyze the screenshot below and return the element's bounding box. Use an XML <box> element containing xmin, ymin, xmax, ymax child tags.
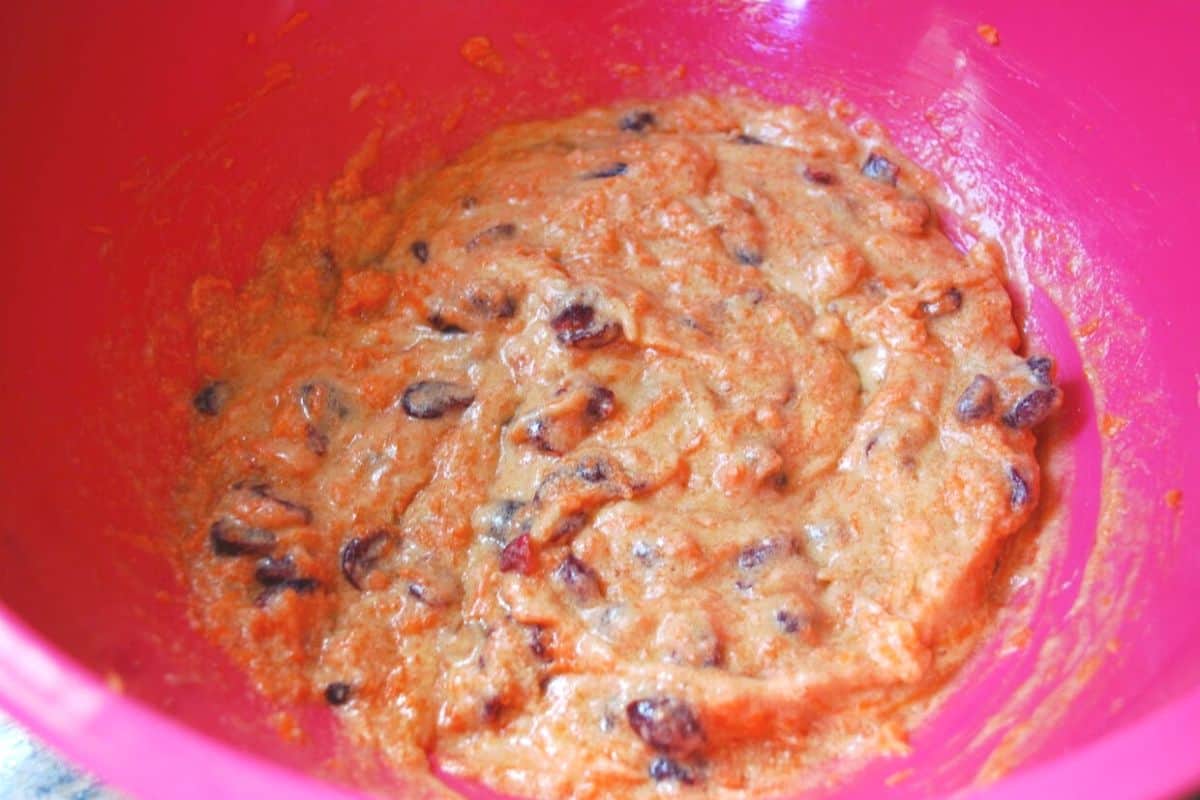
<box><xmin>0</xmin><ymin>710</ymin><xmax>123</xmax><ymax>800</ymax></box>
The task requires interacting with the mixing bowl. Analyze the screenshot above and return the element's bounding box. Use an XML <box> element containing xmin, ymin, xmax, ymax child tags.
<box><xmin>1</xmin><ymin>1</ymin><xmax>1197</xmax><ymax>798</ymax></box>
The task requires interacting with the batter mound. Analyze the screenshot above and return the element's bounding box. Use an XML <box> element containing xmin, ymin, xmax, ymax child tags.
<box><xmin>183</xmin><ymin>95</ymin><xmax>1060</xmax><ymax>798</ymax></box>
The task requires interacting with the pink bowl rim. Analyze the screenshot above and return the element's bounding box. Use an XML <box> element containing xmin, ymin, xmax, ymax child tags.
<box><xmin>1</xmin><ymin>603</ymin><xmax>1198</xmax><ymax>799</ymax></box>
<box><xmin>0</xmin><ymin>605</ymin><xmax>360</xmax><ymax>800</ymax></box>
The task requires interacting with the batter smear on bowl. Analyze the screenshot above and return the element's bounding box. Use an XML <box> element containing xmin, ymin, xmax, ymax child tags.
<box><xmin>182</xmin><ymin>95</ymin><xmax>1060</xmax><ymax>798</ymax></box>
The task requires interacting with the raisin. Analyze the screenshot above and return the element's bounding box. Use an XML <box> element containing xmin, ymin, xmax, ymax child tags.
<box><xmin>533</xmin><ymin>454</ymin><xmax>632</xmax><ymax>506</ymax></box>
<box><xmin>734</xmin><ymin>133</ymin><xmax>764</xmax><ymax>145</ymax></box>
<box><xmin>465</xmin><ymin>223</ymin><xmax>517</xmax><ymax>251</ymax></box>
<box><xmin>550</xmin><ymin>304</ymin><xmax>622</xmax><ymax>349</ymax></box>
<box><xmin>632</xmin><ymin>541</ymin><xmax>657</xmax><ymax>564</ymax></box>
<box><xmin>733</xmin><ymin>246</ymin><xmax>763</xmax><ymax>267</ymax></box>
<box><xmin>554</xmin><ymin>554</ymin><xmax>603</xmax><ymax>602</ymax></box>
<box><xmin>803</xmin><ymin>166</ymin><xmax>835</xmax><ymax>185</ymax></box>
<box><xmin>483</xmin><ymin>499</ymin><xmax>527</xmax><ymax>544</ymax></box>
<box><xmin>499</xmin><ymin>533</ymin><xmax>535</xmax><ymax>574</ymax></box>
<box><xmin>304</xmin><ymin>425</ymin><xmax>328</xmax><ymax>456</ymax></box>
<box><xmin>626</xmin><ymin>697</ymin><xmax>705</xmax><ymax>756</ymax></box>
<box><xmin>406</xmin><ymin>583</ymin><xmax>438</xmax><ymax>605</ymax></box>
<box><xmin>549</xmin><ymin>511</ymin><xmax>588</xmax><ymax>543</ymax></box>
<box><xmin>583</xmin><ymin>162</ymin><xmax>628</xmax><ymax>180</ymax></box>
<box><xmin>231</xmin><ymin>482</ymin><xmax>314</xmax><ymax>525</ymax></box>
<box><xmin>317</xmin><ymin>247</ymin><xmax>338</xmax><ymax>275</ymax></box>
<box><xmin>298</xmin><ymin>380</ymin><xmax>346</xmax><ymax>456</ymax></box>
<box><xmin>861</xmin><ymin>152</ymin><xmax>899</xmax><ymax>185</ymax></box>
<box><xmin>482</xmin><ymin>697</ymin><xmax>506</xmax><ymax>722</ymax></box>
<box><xmin>523</xmin><ymin>417</ymin><xmax>561</xmax><ymax>454</ymax></box>
<box><xmin>618</xmin><ymin>110</ymin><xmax>656</xmax><ymax>132</ymax></box>
<box><xmin>775</xmin><ymin>609</ymin><xmax>804</xmax><ymax>634</ymax></box>
<box><xmin>254</xmin><ymin>555</ymin><xmax>296</xmax><ymax>586</ymax></box>
<box><xmin>299</xmin><ymin>382</ymin><xmax>349</xmax><ymax>422</ymax></box>
<box><xmin>467</xmin><ymin>287</ymin><xmax>517</xmax><ymax>319</ymax></box>
<box><xmin>585</xmin><ymin>386</ymin><xmax>616</xmax><ymax>421</ymax></box>
<box><xmin>340</xmin><ymin>530</ymin><xmax>393</xmax><ymax>591</ymax></box>
<box><xmin>192</xmin><ymin>381</ymin><xmax>231</xmax><ymax>416</ymax></box>
<box><xmin>524</xmin><ymin>423</ymin><xmax>567</xmax><ymax>457</ymax></box>
<box><xmin>649</xmin><ymin>756</ymin><xmax>697</xmax><ymax>784</ymax></box>
<box><xmin>324</xmin><ymin>682</ymin><xmax>352</xmax><ymax>706</ymax></box>
<box><xmin>737</xmin><ymin>539</ymin><xmax>780</xmax><ymax>570</ymax></box>
<box><xmin>209</xmin><ymin>519</ymin><xmax>276</xmax><ymax>557</ymax></box>
<box><xmin>956</xmin><ymin>375</ymin><xmax>997</xmax><ymax>423</ymax></box>
<box><xmin>401</xmin><ymin>380</ymin><xmax>475</xmax><ymax>419</ymax></box>
<box><xmin>426</xmin><ymin>312</ymin><xmax>467</xmax><ymax>334</ymax></box>
<box><xmin>284</xmin><ymin>577</ymin><xmax>319</xmax><ymax>593</ymax></box>
<box><xmin>255</xmin><ymin>577</ymin><xmax>319</xmax><ymax>606</ymax></box>
<box><xmin>1027</xmin><ymin>355</ymin><xmax>1055</xmax><ymax>385</ymax></box>
<box><xmin>410</xmin><ymin>240</ymin><xmax>429</xmax><ymax>264</ymax></box>
<box><xmin>519</xmin><ymin>382</ymin><xmax>616</xmax><ymax>455</ymax></box>
<box><xmin>406</xmin><ymin>563</ymin><xmax>462</xmax><ymax>607</ymax></box>
<box><xmin>528</xmin><ymin>624</ymin><xmax>553</xmax><ymax>661</ymax></box>
<box><xmin>920</xmin><ymin>287</ymin><xmax>963</xmax><ymax>318</ymax></box>
<box><xmin>1002</xmin><ymin>388</ymin><xmax>1060</xmax><ymax>429</ymax></box>
<box><xmin>576</xmin><ymin>456</ymin><xmax>611</xmax><ymax>483</ymax></box>
<box><xmin>1008</xmin><ymin>466</ymin><xmax>1030</xmax><ymax>508</ymax></box>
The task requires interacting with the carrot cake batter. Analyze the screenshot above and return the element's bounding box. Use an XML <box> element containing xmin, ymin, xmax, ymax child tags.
<box><xmin>182</xmin><ymin>95</ymin><xmax>1060</xmax><ymax>798</ymax></box>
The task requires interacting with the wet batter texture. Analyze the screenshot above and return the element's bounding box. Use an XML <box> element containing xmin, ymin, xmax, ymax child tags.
<box><xmin>182</xmin><ymin>95</ymin><xmax>1060</xmax><ymax>798</ymax></box>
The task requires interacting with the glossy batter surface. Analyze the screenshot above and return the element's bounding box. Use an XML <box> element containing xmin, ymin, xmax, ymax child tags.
<box><xmin>182</xmin><ymin>95</ymin><xmax>1059</xmax><ymax>798</ymax></box>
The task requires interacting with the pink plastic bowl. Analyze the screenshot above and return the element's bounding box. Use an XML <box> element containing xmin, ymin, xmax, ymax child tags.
<box><xmin>1</xmin><ymin>2</ymin><xmax>1197</xmax><ymax>798</ymax></box>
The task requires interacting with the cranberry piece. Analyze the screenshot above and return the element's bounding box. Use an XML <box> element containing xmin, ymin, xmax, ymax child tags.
<box><xmin>499</xmin><ymin>533</ymin><xmax>535</xmax><ymax>574</ymax></box>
